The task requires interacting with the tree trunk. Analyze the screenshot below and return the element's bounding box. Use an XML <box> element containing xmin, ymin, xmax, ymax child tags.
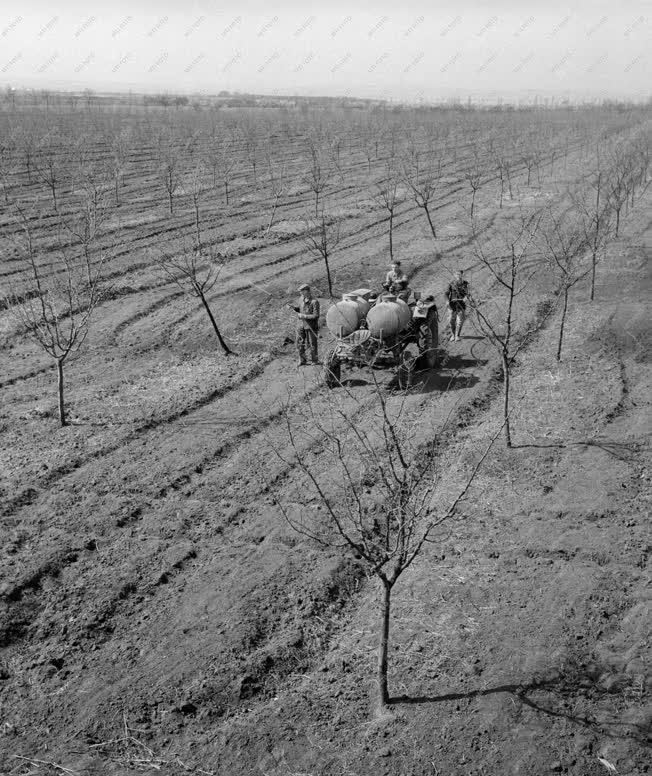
<box><xmin>423</xmin><ymin>204</ymin><xmax>437</xmax><ymax>239</ymax></box>
<box><xmin>557</xmin><ymin>286</ymin><xmax>569</xmax><ymax>362</ymax></box>
<box><xmin>501</xmin><ymin>351</ymin><xmax>511</xmax><ymax>448</ymax></box>
<box><xmin>378</xmin><ymin>578</ymin><xmax>392</xmax><ymax>708</ymax></box>
<box><xmin>224</xmin><ymin>180</ymin><xmax>229</xmax><ymax>204</ymax></box>
<box><xmin>57</xmin><ymin>358</ymin><xmax>67</xmax><ymax>427</ymax></box>
<box><xmin>199</xmin><ymin>293</ymin><xmax>233</xmax><ymax>355</ymax></box>
<box><xmin>388</xmin><ymin>210</ymin><xmax>394</xmax><ymax>260</ymax></box>
<box><xmin>590</xmin><ymin>178</ymin><xmax>600</xmax><ymax>302</ymax></box>
<box><xmin>267</xmin><ymin>196</ymin><xmax>279</xmax><ymax>234</ymax></box>
<box><xmin>194</xmin><ymin>199</ymin><xmax>201</xmax><ymax>250</ymax></box>
<box><xmin>615</xmin><ymin>207</ymin><xmax>620</xmax><ymax>237</ymax></box>
<box><xmin>323</xmin><ymin>253</ymin><xmax>333</xmax><ymax>298</ymax></box>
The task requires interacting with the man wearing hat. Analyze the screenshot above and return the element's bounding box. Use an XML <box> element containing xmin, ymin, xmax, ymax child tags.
<box><xmin>383</xmin><ymin>261</ymin><xmax>409</xmax><ymax>300</ymax></box>
<box><xmin>445</xmin><ymin>269</ymin><xmax>470</xmax><ymax>341</ymax></box>
<box><xmin>294</xmin><ymin>283</ymin><xmax>320</xmax><ymax>366</ymax></box>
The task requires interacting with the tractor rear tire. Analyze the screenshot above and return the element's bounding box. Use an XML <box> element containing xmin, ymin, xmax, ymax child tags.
<box><xmin>418</xmin><ymin>311</ymin><xmax>440</xmax><ymax>369</ymax></box>
<box><xmin>324</xmin><ymin>350</ymin><xmax>341</xmax><ymax>389</ymax></box>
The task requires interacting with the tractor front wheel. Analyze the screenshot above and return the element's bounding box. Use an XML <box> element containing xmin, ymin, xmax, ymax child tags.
<box><xmin>418</xmin><ymin>310</ymin><xmax>440</xmax><ymax>369</ymax></box>
<box><xmin>397</xmin><ymin>345</ymin><xmax>418</xmax><ymax>390</ymax></box>
<box><xmin>324</xmin><ymin>349</ymin><xmax>341</xmax><ymax>388</ymax></box>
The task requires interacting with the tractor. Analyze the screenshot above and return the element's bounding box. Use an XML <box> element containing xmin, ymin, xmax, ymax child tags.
<box><xmin>323</xmin><ymin>288</ymin><xmax>440</xmax><ymax>389</ymax></box>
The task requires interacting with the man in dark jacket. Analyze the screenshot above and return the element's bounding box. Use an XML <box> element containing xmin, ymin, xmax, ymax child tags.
<box><xmin>445</xmin><ymin>270</ymin><xmax>469</xmax><ymax>341</ymax></box>
<box><xmin>295</xmin><ymin>283</ymin><xmax>320</xmax><ymax>365</ymax></box>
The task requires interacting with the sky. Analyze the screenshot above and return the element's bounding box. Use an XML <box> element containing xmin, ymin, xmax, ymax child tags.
<box><xmin>0</xmin><ymin>0</ymin><xmax>649</xmax><ymax>102</ymax></box>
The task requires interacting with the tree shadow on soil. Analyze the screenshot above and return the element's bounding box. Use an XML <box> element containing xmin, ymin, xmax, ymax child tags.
<box><xmin>511</xmin><ymin>439</ymin><xmax>639</xmax><ymax>462</ymax></box>
<box><xmin>391</xmin><ymin>677</ymin><xmax>651</xmax><ymax>746</ymax></box>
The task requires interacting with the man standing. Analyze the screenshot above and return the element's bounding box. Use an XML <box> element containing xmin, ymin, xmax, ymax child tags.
<box><xmin>295</xmin><ymin>283</ymin><xmax>320</xmax><ymax>365</ymax></box>
<box><xmin>445</xmin><ymin>269</ymin><xmax>469</xmax><ymax>341</ymax></box>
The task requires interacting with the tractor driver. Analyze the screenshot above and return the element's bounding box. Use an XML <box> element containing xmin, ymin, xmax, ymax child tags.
<box><xmin>383</xmin><ymin>261</ymin><xmax>410</xmax><ymax>301</ymax></box>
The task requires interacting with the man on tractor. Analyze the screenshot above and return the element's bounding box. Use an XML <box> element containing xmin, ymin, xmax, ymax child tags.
<box><xmin>383</xmin><ymin>261</ymin><xmax>410</xmax><ymax>301</ymax></box>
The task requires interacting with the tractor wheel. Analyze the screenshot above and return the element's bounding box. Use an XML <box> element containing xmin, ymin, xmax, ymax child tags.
<box><xmin>397</xmin><ymin>345</ymin><xmax>418</xmax><ymax>390</ymax></box>
<box><xmin>323</xmin><ymin>349</ymin><xmax>341</xmax><ymax>389</ymax></box>
<box><xmin>418</xmin><ymin>311</ymin><xmax>440</xmax><ymax>369</ymax></box>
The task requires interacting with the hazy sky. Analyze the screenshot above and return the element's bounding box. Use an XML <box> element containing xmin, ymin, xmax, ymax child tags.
<box><xmin>1</xmin><ymin>0</ymin><xmax>649</xmax><ymax>101</ymax></box>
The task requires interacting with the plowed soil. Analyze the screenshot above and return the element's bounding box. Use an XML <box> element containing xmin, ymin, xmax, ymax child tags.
<box><xmin>0</xmin><ymin>121</ymin><xmax>650</xmax><ymax>776</ymax></box>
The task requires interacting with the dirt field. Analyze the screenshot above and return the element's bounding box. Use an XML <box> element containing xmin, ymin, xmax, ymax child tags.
<box><xmin>0</xmin><ymin>105</ymin><xmax>650</xmax><ymax>775</ymax></box>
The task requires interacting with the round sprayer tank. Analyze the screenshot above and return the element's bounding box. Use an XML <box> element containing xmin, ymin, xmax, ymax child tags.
<box><xmin>366</xmin><ymin>296</ymin><xmax>412</xmax><ymax>341</ymax></box>
<box><xmin>326</xmin><ymin>294</ymin><xmax>371</xmax><ymax>338</ymax></box>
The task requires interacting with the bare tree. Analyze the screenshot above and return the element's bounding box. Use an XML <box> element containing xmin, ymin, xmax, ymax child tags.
<box><xmin>185</xmin><ymin>164</ymin><xmax>208</xmax><ymax>250</ymax></box>
<box><xmin>242</xmin><ymin>125</ymin><xmax>259</xmax><ymax>186</ymax></box>
<box><xmin>570</xmin><ymin>169</ymin><xmax>612</xmax><ymax>302</ymax></box>
<box><xmin>327</xmin><ymin>131</ymin><xmax>345</xmax><ymax>182</ymax></box>
<box><xmin>372</xmin><ymin>164</ymin><xmax>404</xmax><ymax>261</ymax></box>
<box><xmin>204</xmin><ymin>135</ymin><xmax>236</xmax><ymax>205</ymax></box>
<box><xmin>153</xmin><ymin>243</ymin><xmax>233</xmax><ymax>355</ymax></box>
<box><xmin>2</xmin><ymin>209</ymin><xmax>107</xmax><ymax>426</ymax></box>
<box><xmin>494</xmin><ymin>153</ymin><xmax>513</xmax><ymax>209</ymax></box>
<box><xmin>0</xmin><ymin>134</ymin><xmax>16</xmax><ymax>204</ymax></box>
<box><xmin>462</xmin><ymin>149</ymin><xmax>487</xmax><ymax>220</ymax></box>
<box><xmin>403</xmin><ymin>151</ymin><xmax>442</xmax><ymax>240</ymax></box>
<box><xmin>264</xmin><ymin>150</ymin><xmax>288</xmax><ymax>234</ymax></box>
<box><xmin>18</xmin><ymin>125</ymin><xmax>37</xmax><ymax>184</ymax></box>
<box><xmin>156</xmin><ymin>134</ymin><xmax>180</xmax><ymax>215</ymax></box>
<box><xmin>34</xmin><ymin>135</ymin><xmax>63</xmax><ymax>212</ymax></box>
<box><xmin>468</xmin><ymin>208</ymin><xmax>543</xmax><ymax>447</ymax></box>
<box><xmin>110</xmin><ymin>127</ymin><xmax>132</xmax><ymax>206</ymax></box>
<box><xmin>302</xmin><ymin>210</ymin><xmax>342</xmax><ymax>298</ymax></box>
<box><xmin>269</xmin><ymin>384</ymin><xmax>503</xmax><ymax>708</ymax></box>
<box><xmin>519</xmin><ymin>145</ymin><xmax>537</xmax><ymax>187</ymax></box>
<box><xmin>539</xmin><ymin>206</ymin><xmax>591</xmax><ymax>361</ymax></box>
<box><xmin>61</xmin><ymin>183</ymin><xmax>111</xmax><ymax>283</ymax></box>
<box><xmin>303</xmin><ymin>140</ymin><xmax>330</xmax><ymax>216</ymax></box>
<box><xmin>608</xmin><ymin>157</ymin><xmax>630</xmax><ymax>238</ymax></box>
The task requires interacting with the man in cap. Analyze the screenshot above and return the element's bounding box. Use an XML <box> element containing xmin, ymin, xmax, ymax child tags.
<box><xmin>294</xmin><ymin>283</ymin><xmax>320</xmax><ymax>365</ymax></box>
<box><xmin>445</xmin><ymin>269</ymin><xmax>470</xmax><ymax>341</ymax></box>
<box><xmin>383</xmin><ymin>260</ymin><xmax>409</xmax><ymax>294</ymax></box>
